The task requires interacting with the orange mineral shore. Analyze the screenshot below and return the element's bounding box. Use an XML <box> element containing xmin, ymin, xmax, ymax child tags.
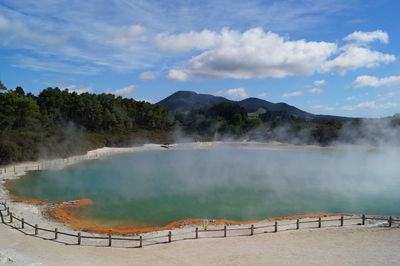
<box><xmin>47</xmin><ymin>198</ymin><xmax>261</xmax><ymax>234</ymax></box>
<box><xmin>10</xmin><ymin>196</ymin><xmax>348</xmax><ymax>235</ymax></box>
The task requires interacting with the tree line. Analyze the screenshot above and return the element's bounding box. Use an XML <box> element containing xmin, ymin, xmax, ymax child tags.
<box><xmin>0</xmin><ymin>86</ymin><xmax>174</xmax><ymax>164</ymax></box>
<box><xmin>1</xmin><ymin>85</ymin><xmax>400</xmax><ymax>165</ymax></box>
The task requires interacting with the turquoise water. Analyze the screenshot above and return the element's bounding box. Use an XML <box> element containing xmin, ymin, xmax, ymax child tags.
<box><xmin>8</xmin><ymin>147</ymin><xmax>400</xmax><ymax>227</ymax></box>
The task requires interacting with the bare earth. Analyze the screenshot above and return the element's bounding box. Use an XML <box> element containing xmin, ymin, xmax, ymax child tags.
<box><xmin>1</xmin><ymin>223</ymin><xmax>400</xmax><ymax>266</ymax></box>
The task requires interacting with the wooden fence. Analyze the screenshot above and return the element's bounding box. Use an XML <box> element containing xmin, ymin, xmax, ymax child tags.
<box><xmin>0</xmin><ymin>201</ymin><xmax>398</xmax><ymax>248</ymax></box>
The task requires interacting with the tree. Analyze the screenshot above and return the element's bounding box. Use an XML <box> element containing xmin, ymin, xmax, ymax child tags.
<box><xmin>15</xmin><ymin>86</ymin><xmax>25</xmax><ymax>96</ymax></box>
<box><xmin>0</xmin><ymin>81</ymin><xmax>7</xmax><ymax>91</ymax></box>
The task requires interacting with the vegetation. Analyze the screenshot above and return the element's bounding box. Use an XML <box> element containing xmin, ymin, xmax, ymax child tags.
<box><xmin>178</xmin><ymin>102</ymin><xmax>261</xmax><ymax>137</ymax></box>
<box><xmin>0</xmin><ymin>81</ymin><xmax>7</xmax><ymax>91</ymax></box>
<box><xmin>1</xmin><ymin>85</ymin><xmax>400</xmax><ymax>165</ymax></box>
<box><xmin>0</xmin><ymin>87</ymin><xmax>174</xmax><ymax>165</ymax></box>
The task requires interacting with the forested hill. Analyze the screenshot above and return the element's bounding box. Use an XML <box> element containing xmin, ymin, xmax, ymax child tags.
<box><xmin>1</xmin><ymin>86</ymin><xmax>400</xmax><ymax>166</ymax></box>
<box><xmin>238</xmin><ymin>97</ymin><xmax>311</xmax><ymax>116</ymax></box>
<box><xmin>158</xmin><ymin>91</ymin><xmax>229</xmax><ymax>112</ymax></box>
<box><xmin>0</xmin><ymin>87</ymin><xmax>175</xmax><ymax>164</ymax></box>
<box><xmin>158</xmin><ymin>90</ymin><xmax>312</xmax><ymax>116</ymax></box>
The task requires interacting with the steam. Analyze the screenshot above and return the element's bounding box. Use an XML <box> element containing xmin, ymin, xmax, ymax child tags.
<box><xmin>10</xmin><ymin>115</ymin><xmax>400</xmax><ymax>226</ymax></box>
<box><xmin>38</xmin><ymin>122</ymin><xmax>90</xmax><ymax>160</ymax></box>
<box><xmin>11</xmin><ymin>141</ymin><xmax>400</xmax><ymax>226</ymax></box>
<box><xmin>170</xmin><ymin>115</ymin><xmax>400</xmax><ymax>147</ymax></box>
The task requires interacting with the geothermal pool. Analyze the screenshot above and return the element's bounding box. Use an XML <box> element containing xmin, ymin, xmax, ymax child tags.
<box><xmin>7</xmin><ymin>146</ymin><xmax>400</xmax><ymax>229</ymax></box>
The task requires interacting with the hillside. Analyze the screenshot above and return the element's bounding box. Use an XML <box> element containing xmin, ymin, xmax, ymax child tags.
<box><xmin>2</xmin><ymin>86</ymin><xmax>399</xmax><ymax>166</ymax></box>
<box><xmin>158</xmin><ymin>91</ymin><xmax>230</xmax><ymax>112</ymax></box>
<box><xmin>238</xmin><ymin>97</ymin><xmax>311</xmax><ymax>117</ymax></box>
<box><xmin>158</xmin><ymin>91</ymin><xmax>312</xmax><ymax>117</ymax></box>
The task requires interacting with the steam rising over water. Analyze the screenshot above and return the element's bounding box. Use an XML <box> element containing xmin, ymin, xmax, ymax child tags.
<box><xmin>8</xmin><ymin>145</ymin><xmax>400</xmax><ymax>227</ymax></box>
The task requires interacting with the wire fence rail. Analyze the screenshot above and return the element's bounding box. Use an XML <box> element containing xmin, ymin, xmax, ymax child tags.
<box><xmin>0</xmin><ymin>201</ymin><xmax>399</xmax><ymax>248</ymax></box>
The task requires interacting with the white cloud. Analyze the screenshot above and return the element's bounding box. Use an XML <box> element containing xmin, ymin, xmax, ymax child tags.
<box><xmin>0</xmin><ymin>12</ymin><xmax>153</xmax><ymax>74</ymax></box>
<box><xmin>164</xmin><ymin>28</ymin><xmax>395</xmax><ymax>81</ymax></box>
<box><xmin>0</xmin><ymin>2</ymin><xmax>387</xmax><ymax>77</ymax></box>
<box><xmin>310</xmin><ymin>105</ymin><xmax>334</xmax><ymax>111</ymax></box>
<box><xmin>351</xmin><ymin>75</ymin><xmax>400</xmax><ymax>88</ymax></box>
<box><xmin>223</xmin><ymin>88</ymin><xmax>249</xmax><ymax>98</ymax></box>
<box><xmin>356</xmin><ymin>101</ymin><xmax>376</xmax><ymax>109</ymax></box>
<box><xmin>112</xmin><ymin>85</ymin><xmax>137</xmax><ymax>96</ymax></box>
<box><xmin>258</xmin><ymin>92</ymin><xmax>268</xmax><ymax>97</ymax></box>
<box><xmin>0</xmin><ymin>14</ymin><xmax>66</xmax><ymax>47</ymax></box>
<box><xmin>377</xmin><ymin>91</ymin><xmax>400</xmax><ymax>101</ymax></box>
<box><xmin>107</xmin><ymin>25</ymin><xmax>147</xmax><ymax>49</ymax></box>
<box><xmin>342</xmin><ymin>106</ymin><xmax>355</xmax><ymax>111</ymax></box>
<box><xmin>381</xmin><ymin>102</ymin><xmax>400</xmax><ymax>109</ymax></box>
<box><xmin>11</xmin><ymin>54</ymin><xmax>101</xmax><ymax>75</ymax></box>
<box><xmin>346</xmin><ymin>96</ymin><xmax>357</xmax><ymax>101</ymax></box>
<box><xmin>308</xmin><ymin>88</ymin><xmax>323</xmax><ymax>94</ymax></box>
<box><xmin>139</xmin><ymin>71</ymin><xmax>158</xmax><ymax>80</ymax></box>
<box><xmin>343</xmin><ymin>101</ymin><xmax>375</xmax><ymax>110</ymax></box>
<box><xmin>342</xmin><ymin>101</ymin><xmax>400</xmax><ymax>111</ymax></box>
<box><xmin>321</xmin><ymin>45</ymin><xmax>395</xmax><ymax>74</ymax></box>
<box><xmin>281</xmin><ymin>91</ymin><xmax>303</xmax><ymax>98</ymax></box>
<box><xmin>156</xmin><ymin>29</ymin><xmax>219</xmax><ymax>52</ymax></box>
<box><xmin>166</xmin><ymin>28</ymin><xmax>337</xmax><ymax>80</ymax></box>
<box><xmin>313</xmin><ymin>80</ymin><xmax>325</xmax><ymax>86</ymax></box>
<box><xmin>64</xmin><ymin>85</ymin><xmax>93</xmax><ymax>94</ymax></box>
<box><xmin>344</xmin><ymin>30</ymin><xmax>388</xmax><ymax>44</ymax></box>
<box><xmin>167</xmin><ymin>69</ymin><xmax>189</xmax><ymax>81</ymax></box>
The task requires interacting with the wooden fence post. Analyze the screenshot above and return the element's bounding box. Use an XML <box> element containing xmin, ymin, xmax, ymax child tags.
<box><xmin>340</xmin><ymin>216</ymin><xmax>344</xmax><ymax>227</ymax></box>
<box><xmin>34</xmin><ymin>224</ymin><xmax>38</xmax><ymax>235</ymax></box>
<box><xmin>9</xmin><ymin>212</ymin><xmax>12</xmax><ymax>223</ymax></box>
<box><xmin>224</xmin><ymin>226</ymin><xmax>227</xmax><ymax>237</ymax></box>
<box><xmin>195</xmin><ymin>227</ymin><xmax>198</xmax><ymax>239</ymax></box>
<box><xmin>139</xmin><ymin>235</ymin><xmax>143</xmax><ymax>248</ymax></box>
<box><xmin>362</xmin><ymin>214</ymin><xmax>365</xmax><ymax>225</ymax></box>
<box><xmin>108</xmin><ymin>234</ymin><xmax>112</xmax><ymax>247</ymax></box>
<box><xmin>168</xmin><ymin>231</ymin><xmax>172</xmax><ymax>243</ymax></box>
<box><xmin>318</xmin><ymin>217</ymin><xmax>321</xmax><ymax>228</ymax></box>
<box><xmin>6</xmin><ymin>207</ymin><xmax>9</xmax><ymax>216</ymax></box>
<box><xmin>250</xmin><ymin>224</ymin><xmax>254</xmax><ymax>236</ymax></box>
<box><xmin>55</xmin><ymin>228</ymin><xmax>58</xmax><ymax>240</ymax></box>
<box><xmin>274</xmin><ymin>221</ymin><xmax>278</xmax><ymax>232</ymax></box>
<box><xmin>389</xmin><ymin>216</ymin><xmax>392</xmax><ymax>227</ymax></box>
<box><xmin>21</xmin><ymin>218</ymin><xmax>24</xmax><ymax>229</ymax></box>
<box><xmin>78</xmin><ymin>233</ymin><xmax>81</xmax><ymax>245</ymax></box>
<box><xmin>296</xmin><ymin>219</ymin><xmax>300</xmax><ymax>230</ymax></box>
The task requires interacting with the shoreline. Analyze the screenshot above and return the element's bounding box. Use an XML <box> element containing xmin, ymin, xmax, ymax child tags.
<box><xmin>0</xmin><ymin>141</ymin><xmax>385</xmax><ymax>237</ymax></box>
<box><xmin>46</xmin><ymin>198</ymin><xmax>350</xmax><ymax>235</ymax></box>
<box><xmin>0</xmin><ymin>144</ymin><xmax>173</xmax><ymax>239</ymax></box>
<box><xmin>7</xmin><ymin>190</ymin><xmax>354</xmax><ymax>236</ymax></box>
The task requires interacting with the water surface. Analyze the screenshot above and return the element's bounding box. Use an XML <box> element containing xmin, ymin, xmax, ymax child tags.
<box><xmin>8</xmin><ymin>147</ymin><xmax>400</xmax><ymax>227</ymax></box>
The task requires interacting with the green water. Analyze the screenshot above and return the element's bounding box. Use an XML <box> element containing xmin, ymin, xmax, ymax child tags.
<box><xmin>8</xmin><ymin>147</ymin><xmax>400</xmax><ymax>227</ymax></box>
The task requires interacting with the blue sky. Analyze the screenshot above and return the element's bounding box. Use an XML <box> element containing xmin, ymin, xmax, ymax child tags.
<box><xmin>1</xmin><ymin>0</ymin><xmax>400</xmax><ymax>117</ymax></box>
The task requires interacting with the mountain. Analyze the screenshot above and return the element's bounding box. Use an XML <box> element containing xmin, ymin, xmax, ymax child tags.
<box><xmin>158</xmin><ymin>91</ymin><xmax>312</xmax><ymax>117</ymax></box>
<box><xmin>157</xmin><ymin>91</ymin><xmax>230</xmax><ymax>112</ymax></box>
<box><xmin>237</xmin><ymin>97</ymin><xmax>311</xmax><ymax>117</ymax></box>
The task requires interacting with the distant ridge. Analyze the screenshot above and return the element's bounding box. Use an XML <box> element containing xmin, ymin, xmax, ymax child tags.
<box><xmin>237</xmin><ymin>97</ymin><xmax>311</xmax><ymax>117</ymax></box>
<box><xmin>158</xmin><ymin>90</ymin><xmax>312</xmax><ymax>117</ymax></box>
<box><xmin>157</xmin><ymin>91</ymin><xmax>229</xmax><ymax>112</ymax></box>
